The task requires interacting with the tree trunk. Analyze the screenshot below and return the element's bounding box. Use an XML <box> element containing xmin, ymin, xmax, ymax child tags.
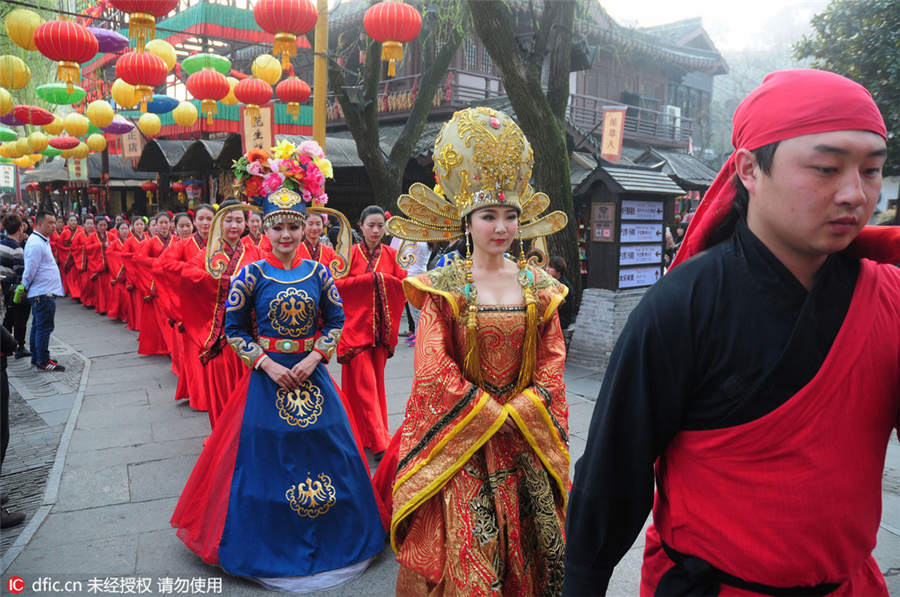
<box><xmin>468</xmin><ymin>0</ymin><xmax>581</xmax><ymax>305</ymax></box>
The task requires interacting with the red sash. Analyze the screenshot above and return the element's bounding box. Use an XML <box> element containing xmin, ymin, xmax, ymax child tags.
<box><xmin>642</xmin><ymin>259</ymin><xmax>900</xmax><ymax>596</ymax></box>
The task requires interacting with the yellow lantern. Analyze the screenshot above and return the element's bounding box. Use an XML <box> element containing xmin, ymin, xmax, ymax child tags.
<box><xmin>5</xmin><ymin>9</ymin><xmax>42</xmax><ymax>52</ymax></box>
<box><xmin>64</xmin><ymin>112</ymin><xmax>90</xmax><ymax>137</ymax></box>
<box><xmin>28</xmin><ymin>131</ymin><xmax>48</xmax><ymax>152</ymax></box>
<box><xmin>85</xmin><ymin>100</ymin><xmax>114</xmax><ymax>128</ymax></box>
<box><xmin>15</xmin><ymin>137</ymin><xmax>31</xmax><ymax>156</ymax></box>
<box><xmin>29</xmin><ymin>153</ymin><xmax>42</xmax><ymax>162</ymax></box>
<box><xmin>13</xmin><ymin>156</ymin><xmax>33</xmax><ymax>168</ymax></box>
<box><xmin>60</xmin><ymin>148</ymin><xmax>75</xmax><ymax>159</ymax></box>
<box><xmin>72</xmin><ymin>142</ymin><xmax>89</xmax><ymax>159</ymax></box>
<box><xmin>172</xmin><ymin>101</ymin><xmax>198</xmax><ymax>127</ymax></box>
<box><xmin>0</xmin><ymin>55</ymin><xmax>31</xmax><ymax>90</ymax></box>
<box><xmin>145</xmin><ymin>39</ymin><xmax>176</xmax><ymax>72</ymax></box>
<box><xmin>111</xmin><ymin>78</ymin><xmax>138</xmax><ymax>109</ymax></box>
<box><xmin>0</xmin><ymin>88</ymin><xmax>12</xmax><ymax>116</ymax></box>
<box><xmin>137</xmin><ymin>112</ymin><xmax>161</xmax><ymax>137</ymax></box>
<box><xmin>86</xmin><ymin>133</ymin><xmax>107</xmax><ymax>152</ymax></box>
<box><xmin>252</xmin><ymin>54</ymin><xmax>282</xmax><ymax>86</ymax></box>
<box><xmin>43</xmin><ymin>115</ymin><xmax>64</xmax><ymax>135</ymax></box>
<box><xmin>221</xmin><ymin>77</ymin><xmax>239</xmax><ymax>106</ymax></box>
<box><xmin>0</xmin><ymin>142</ymin><xmax>17</xmax><ymax>158</ymax></box>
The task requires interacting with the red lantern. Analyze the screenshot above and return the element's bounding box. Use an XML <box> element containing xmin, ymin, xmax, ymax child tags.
<box><xmin>87</xmin><ymin>186</ymin><xmax>100</xmax><ymax>195</ymax></box>
<box><xmin>185</xmin><ymin>69</ymin><xmax>230</xmax><ymax>125</ymax></box>
<box><xmin>363</xmin><ymin>1</ymin><xmax>422</xmax><ymax>77</ymax></box>
<box><xmin>49</xmin><ymin>136</ymin><xmax>80</xmax><ymax>150</ymax></box>
<box><xmin>109</xmin><ymin>0</ymin><xmax>178</xmax><ymax>51</ymax></box>
<box><xmin>141</xmin><ymin>180</ymin><xmax>158</xmax><ymax>204</ymax></box>
<box><xmin>116</xmin><ymin>51</ymin><xmax>168</xmax><ymax>112</ymax></box>
<box><xmin>170</xmin><ymin>181</ymin><xmax>185</xmax><ymax>192</ymax></box>
<box><xmin>235</xmin><ymin>77</ymin><xmax>273</xmax><ymax>121</ymax></box>
<box><xmin>26</xmin><ymin>182</ymin><xmax>39</xmax><ymax>192</ymax></box>
<box><xmin>276</xmin><ymin>76</ymin><xmax>310</xmax><ymax>121</ymax></box>
<box><xmin>253</xmin><ymin>0</ymin><xmax>318</xmax><ymax>69</ymax></box>
<box><xmin>33</xmin><ymin>20</ymin><xmax>99</xmax><ymax>92</ymax></box>
<box><xmin>13</xmin><ymin>105</ymin><xmax>54</xmax><ymax>126</ymax></box>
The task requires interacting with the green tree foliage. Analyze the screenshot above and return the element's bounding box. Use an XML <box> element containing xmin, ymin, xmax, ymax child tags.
<box><xmin>793</xmin><ymin>0</ymin><xmax>900</xmax><ymax>174</ymax></box>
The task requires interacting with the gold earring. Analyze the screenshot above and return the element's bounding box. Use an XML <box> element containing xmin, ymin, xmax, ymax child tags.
<box><xmin>517</xmin><ymin>234</ymin><xmax>526</xmax><ymax>270</ymax></box>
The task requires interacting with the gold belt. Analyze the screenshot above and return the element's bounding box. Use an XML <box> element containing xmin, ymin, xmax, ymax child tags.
<box><xmin>258</xmin><ymin>336</ymin><xmax>316</xmax><ymax>353</ymax></box>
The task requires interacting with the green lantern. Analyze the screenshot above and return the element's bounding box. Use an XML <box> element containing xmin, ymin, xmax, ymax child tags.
<box><xmin>36</xmin><ymin>82</ymin><xmax>87</xmax><ymax>105</ymax></box>
<box><xmin>41</xmin><ymin>146</ymin><xmax>62</xmax><ymax>157</ymax></box>
<box><xmin>181</xmin><ymin>53</ymin><xmax>231</xmax><ymax>76</ymax></box>
<box><xmin>0</xmin><ymin>126</ymin><xmax>16</xmax><ymax>142</ymax></box>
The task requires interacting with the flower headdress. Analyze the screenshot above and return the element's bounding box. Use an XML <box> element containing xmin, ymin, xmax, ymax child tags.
<box><xmin>232</xmin><ymin>139</ymin><xmax>333</xmax><ymax>207</ymax></box>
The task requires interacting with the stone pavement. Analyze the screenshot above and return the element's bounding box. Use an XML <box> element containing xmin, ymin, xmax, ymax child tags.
<box><xmin>1</xmin><ymin>297</ymin><xmax>898</xmax><ymax>596</ymax></box>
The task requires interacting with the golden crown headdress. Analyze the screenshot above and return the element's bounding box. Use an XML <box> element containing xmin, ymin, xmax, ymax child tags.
<box><xmin>387</xmin><ymin>107</ymin><xmax>567</xmax><ymax>244</ymax></box>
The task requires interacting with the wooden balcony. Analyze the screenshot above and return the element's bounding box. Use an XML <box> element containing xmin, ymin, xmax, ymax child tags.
<box><xmin>325</xmin><ymin>69</ymin><xmax>692</xmax><ymax>149</ymax></box>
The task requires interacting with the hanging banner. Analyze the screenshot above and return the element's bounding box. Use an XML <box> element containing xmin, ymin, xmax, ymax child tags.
<box><xmin>122</xmin><ymin>128</ymin><xmax>144</xmax><ymax>160</ymax></box>
<box><xmin>68</xmin><ymin>158</ymin><xmax>88</xmax><ymax>182</ymax></box>
<box><xmin>0</xmin><ymin>164</ymin><xmax>15</xmax><ymax>192</ymax></box>
<box><xmin>242</xmin><ymin>105</ymin><xmax>275</xmax><ymax>154</ymax></box>
<box><xmin>600</xmin><ymin>106</ymin><xmax>627</xmax><ymax>163</ymax></box>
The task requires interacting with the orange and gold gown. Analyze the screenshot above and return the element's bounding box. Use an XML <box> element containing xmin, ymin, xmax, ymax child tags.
<box><xmin>390</xmin><ymin>259</ymin><xmax>570</xmax><ymax>596</ymax></box>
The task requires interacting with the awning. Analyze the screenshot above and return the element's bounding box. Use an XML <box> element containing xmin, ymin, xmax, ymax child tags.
<box><xmin>574</xmin><ymin>163</ymin><xmax>685</xmax><ymax>196</ymax></box>
<box><xmin>634</xmin><ymin>147</ymin><xmax>718</xmax><ymax>190</ymax></box>
<box><xmin>136</xmin><ymin>140</ymin><xmax>194</xmax><ymax>172</ymax></box>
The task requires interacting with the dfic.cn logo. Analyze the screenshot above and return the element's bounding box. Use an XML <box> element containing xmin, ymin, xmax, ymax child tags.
<box><xmin>7</xmin><ymin>576</ymin><xmax>25</xmax><ymax>594</ymax></box>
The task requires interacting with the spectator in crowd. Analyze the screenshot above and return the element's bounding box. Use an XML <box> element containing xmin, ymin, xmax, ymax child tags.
<box><xmin>22</xmin><ymin>210</ymin><xmax>65</xmax><ymax>372</ymax></box>
<box><xmin>0</xmin><ymin>214</ymin><xmax>30</xmax><ymax>359</ymax></box>
<box><xmin>0</xmin><ymin>290</ymin><xmax>23</xmax><ymax>528</ymax></box>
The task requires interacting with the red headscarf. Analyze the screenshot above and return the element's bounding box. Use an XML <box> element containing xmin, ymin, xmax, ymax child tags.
<box><xmin>671</xmin><ymin>69</ymin><xmax>898</xmax><ymax>269</ymax></box>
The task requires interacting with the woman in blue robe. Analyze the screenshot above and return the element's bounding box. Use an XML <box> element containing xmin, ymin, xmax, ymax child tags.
<box><xmin>171</xmin><ymin>187</ymin><xmax>386</xmax><ymax>592</ymax></box>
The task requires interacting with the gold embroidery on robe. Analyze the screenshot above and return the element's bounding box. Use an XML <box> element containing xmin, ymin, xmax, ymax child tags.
<box><xmin>285</xmin><ymin>473</ymin><xmax>336</xmax><ymax>518</ymax></box>
<box><xmin>268</xmin><ymin>287</ymin><xmax>315</xmax><ymax>338</ymax></box>
<box><xmin>276</xmin><ymin>380</ymin><xmax>324</xmax><ymax>427</ymax></box>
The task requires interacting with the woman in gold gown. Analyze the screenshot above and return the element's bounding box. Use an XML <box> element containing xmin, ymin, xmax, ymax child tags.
<box><xmin>386</xmin><ymin>107</ymin><xmax>571</xmax><ymax>596</ymax></box>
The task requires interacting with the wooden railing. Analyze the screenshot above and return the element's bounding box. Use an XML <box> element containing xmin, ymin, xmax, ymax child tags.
<box><xmin>567</xmin><ymin>93</ymin><xmax>694</xmax><ymax>145</ymax></box>
<box><xmin>325</xmin><ymin>69</ymin><xmax>692</xmax><ymax>146</ymax></box>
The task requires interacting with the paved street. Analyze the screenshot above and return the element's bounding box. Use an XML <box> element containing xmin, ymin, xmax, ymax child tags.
<box><xmin>1</xmin><ymin>296</ymin><xmax>898</xmax><ymax>596</ymax></box>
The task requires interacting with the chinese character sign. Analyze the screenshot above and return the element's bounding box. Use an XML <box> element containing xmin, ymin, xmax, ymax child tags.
<box><xmin>242</xmin><ymin>105</ymin><xmax>274</xmax><ymax>154</ymax></box>
<box><xmin>600</xmin><ymin>107</ymin><xmax>627</xmax><ymax>163</ymax></box>
<box><xmin>0</xmin><ymin>164</ymin><xmax>14</xmax><ymax>192</ymax></box>
<box><xmin>68</xmin><ymin>158</ymin><xmax>88</xmax><ymax>182</ymax></box>
<box><xmin>122</xmin><ymin>129</ymin><xmax>144</xmax><ymax>160</ymax></box>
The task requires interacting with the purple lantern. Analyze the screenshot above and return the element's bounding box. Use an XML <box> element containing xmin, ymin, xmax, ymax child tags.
<box><xmin>102</xmin><ymin>115</ymin><xmax>135</xmax><ymax>134</ymax></box>
<box><xmin>88</xmin><ymin>27</ymin><xmax>130</xmax><ymax>53</ymax></box>
<box><xmin>0</xmin><ymin>113</ymin><xmax>20</xmax><ymax>126</ymax></box>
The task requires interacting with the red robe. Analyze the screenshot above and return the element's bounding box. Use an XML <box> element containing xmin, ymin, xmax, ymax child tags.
<box><xmin>296</xmin><ymin>239</ymin><xmax>340</xmax><ymax>270</ymax></box>
<box><xmin>121</xmin><ymin>233</ymin><xmax>146</xmax><ymax>332</ymax></box>
<box><xmin>134</xmin><ymin>234</ymin><xmax>174</xmax><ymax>356</ymax></box>
<box><xmin>85</xmin><ymin>231</ymin><xmax>113</xmax><ymax>316</ymax></box>
<box><xmin>640</xmin><ymin>260</ymin><xmax>900</xmax><ymax>596</ymax></box>
<box><xmin>105</xmin><ymin>234</ymin><xmax>132</xmax><ymax>325</ymax></box>
<box><xmin>193</xmin><ymin>240</ymin><xmax>261</xmax><ymax>428</ymax></box>
<box><xmin>240</xmin><ymin>233</ymin><xmax>264</xmax><ymax>251</ymax></box>
<box><xmin>155</xmin><ymin>234</ymin><xmax>211</xmax><ymax>410</ymax></box>
<box><xmin>334</xmin><ymin>243</ymin><xmax>407</xmax><ymax>452</ymax></box>
<box><xmin>70</xmin><ymin>228</ymin><xmax>90</xmax><ymax>303</ymax></box>
<box><xmin>57</xmin><ymin>226</ymin><xmax>80</xmax><ymax>298</ymax></box>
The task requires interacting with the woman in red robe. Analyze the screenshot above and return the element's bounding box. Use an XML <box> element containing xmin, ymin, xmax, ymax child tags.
<box><xmin>121</xmin><ymin>218</ymin><xmax>148</xmax><ymax>332</ymax></box>
<box><xmin>56</xmin><ymin>215</ymin><xmax>81</xmax><ymax>299</ymax></box>
<box><xmin>84</xmin><ymin>216</ymin><xmax>114</xmax><ymax>316</ymax></box>
<box><xmin>154</xmin><ymin>205</ymin><xmax>216</xmax><ymax>411</ymax></box>
<box><xmin>105</xmin><ymin>221</ymin><xmax>132</xmax><ymax>325</ymax></box>
<box><xmin>240</xmin><ymin>210</ymin><xmax>264</xmax><ymax>250</ymax></box>
<box><xmin>296</xmin><ymin>211</ymin><xmax>339</xmax><ymax>267</ymax></box>
<box><xmin>71</xmin><ymin>217</ymin><xmax>95</xmax><ymax>306</ymax></box>
<box><xmin>334</xmin><ymin>205</ymin><xmax>407</xmax><ymax>456</ymax></box>
<box><xmin>134</xmin><ymin>212</ymin><xmax>174</xmax><ymax>356</ymax></box>
<box><xmin>191</xmin><ymin>201</ymin><xmax>261</xmax><ymax>428</ymax></box>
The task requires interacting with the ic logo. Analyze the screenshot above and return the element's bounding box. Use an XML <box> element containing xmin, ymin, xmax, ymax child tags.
<box><xmin>7</xmin><ymin>576</ymin><xmax>25</xmax><ymax>594</ymax></box>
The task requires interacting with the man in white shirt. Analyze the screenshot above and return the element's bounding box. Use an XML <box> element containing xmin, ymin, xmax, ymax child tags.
<box><xmin>21</xmin><ymin>210</ymin><xmax>65</xmax><ymax>371</ymax></box>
